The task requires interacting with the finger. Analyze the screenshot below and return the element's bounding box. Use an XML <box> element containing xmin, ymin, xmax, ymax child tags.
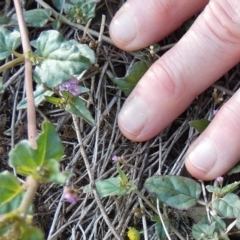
<box><xmin>185</xmin><ymin>89</ymin><xmax>240</xmax><ymax>180</ymax></box>
<box><xmin>109</xmin><ymin>0</ymin><xmax>208</xmax><ymax>51</ymax></box>
<box><xmin>118</xmin><ymin>0</ymin><xmax>240</xmax><ymax>142</ymax></box>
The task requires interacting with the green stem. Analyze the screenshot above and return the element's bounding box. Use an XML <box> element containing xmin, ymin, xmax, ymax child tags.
<box><xmin>133</xmin><ymin>189</ymin><xmax>158</xmax><ymax>214</ymax></box>
<box><xmin>18</xmin><ymin>176</ymin><xmax>38</xmax><ymax>216</ymax></box>
<box><xmin>0</xmin><ymin>55</ymin><xmax>25</xmax><ymax>73</ymax></box>
<box><xmin>12</xmin><ymin>50</ymin><xmax>23</xmax><ymax>58</ymax></box>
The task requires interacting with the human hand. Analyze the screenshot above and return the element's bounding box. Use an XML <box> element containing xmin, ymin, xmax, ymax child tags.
<box><xmin>109</xmin><ymin>0</ymin><xmax>240</xmax><ymax>180</ymax></box>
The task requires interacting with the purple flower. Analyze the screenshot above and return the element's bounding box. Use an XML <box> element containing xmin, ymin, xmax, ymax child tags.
<box><xmin>216</xmin><ymin>176</ymin><xmax>223</xmax><ymax>186</ymax></box>
<box><xmin>63</xmin><ymin>187</ymin><xmax>78</xmax><ymax>204</ymax></box>
<box><xmin>112</xmin><ymin>155</ymin><xmax>118</xmax><ymax>161</ymax></box>
<box><xmin>59</xmin><ymin>77</ymin><xmax>81</xmax><ymax>96</ymax></box>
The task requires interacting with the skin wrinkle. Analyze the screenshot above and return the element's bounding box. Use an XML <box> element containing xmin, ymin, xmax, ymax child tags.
<box><xmin>213</xmin><ymin>0</ymin><xmax>240</xmax><ymax>39</ymax></box>
<box><xmin>206</xmin><ymin>1</ymin><xmax>240</xmax><ymax>46</ymax></box>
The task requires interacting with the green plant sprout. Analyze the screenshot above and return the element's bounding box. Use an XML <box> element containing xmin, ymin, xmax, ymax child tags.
<box><xmin>0</xmin><ymin>120</ymin><xmax>68</xmax><ymax>239</ymax></box>
<box><xmin>83</xmin><ymin>156</ymin><xmax>240</xmax><ymax>240</ymax></box>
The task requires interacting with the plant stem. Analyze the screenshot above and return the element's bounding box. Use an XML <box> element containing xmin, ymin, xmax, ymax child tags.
<box><xmin>13</xmin><ymin>0</ymin><xmax>38</xmax><ymax>215</ymax></box>
<box><xmin>13</xmin><ymin>0</ymin><xmax>37</xmax><ymax>146</ymax></box>
<box><xmin>133</xmin><ymin>189</ymin><xmax>158</xmax><ymax>214</ymax></box>
<box><xmin>18</xmin><ymin>176</ymin><xmax>38</xmax><ymax>215</ymax></box>
<box><xmin>0</xmin><ymin>56</ymin><xmax>24</xmax><ymax>73</ymax></box>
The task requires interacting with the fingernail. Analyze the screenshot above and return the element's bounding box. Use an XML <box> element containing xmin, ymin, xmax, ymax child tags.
<box><xmin>188</xmin><ymin>138</ymin><xmax>217</xmax><ymax>172</ymax></box>
<box><xmin>118</xmin><ymin>96</ymin><xmax>148</xmax><ymax>136</ymax></box>
<box><xmin>110</xmin><ymin>12</ymin><xmax>137</xmax><ymax>44</ymax></box>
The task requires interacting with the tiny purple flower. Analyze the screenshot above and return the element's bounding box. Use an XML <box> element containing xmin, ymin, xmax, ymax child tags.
<box><xmin>112</xmin><ymin>155</ymin><xmax>118</xmax><ymax>161</ymax></box>
<box><xmin>63</xmin><ymin>187</ymin><xmax>78</xmax><ymax>204</ymax></box>
<box><xmin>216</xmin><ymin>176</ymin><xmax>223</xmax><ymax>186</ymax></box>
<box><xmin>58</xmin><ymin>77</ymin><xmax>81</xmax><ymax>96</ymax></box>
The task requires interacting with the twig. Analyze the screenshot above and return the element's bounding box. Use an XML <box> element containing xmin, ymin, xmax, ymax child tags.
<box><xmin>199</xmin><ymin>180</ymin><xmax>211</xmax><ymax>223</ymax></box>
<box><xmin>157</xmin><ymin>199</ymin><xmax>171</xmax><ymax>240</ymax></box>
<box><xmin>138</xmin><ymin>198</ymin><xmax>148</xmax><ymax>240</ymax></box>
<box><xmin>72</xmin><ymin>115</ymin><xmax>123</xmax><ymax>240</ymax></box>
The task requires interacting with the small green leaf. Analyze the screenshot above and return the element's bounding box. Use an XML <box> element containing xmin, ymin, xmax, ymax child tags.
<box><xmin>43</xmin><ymin>159</ymin><xmax>70</xmax><ymax>184</ymax></box>
<box><xmin>227</xmin><ymin>163</ymin><xmax>240</xmax><ymax>175</ymax></box>
<box><xmin>0</xmin><ymin>16</ymin><xmax>10</xmax><ymax>25</ymax></box>
<box><xmin>192</xmin><ymin>222</ymin><xmax>216</xmax><ymax>240</ymax></box>
<box><xmin>155</xmin><ymin>220</ymin><xmax>170</xmax><ymax>240</ymax></box>
<box><xmin>22</xmin><ymin>9</ymin><xmax>52</xmax><ymax>27</ymax></box>
<box><xmin>64</xmin><ymin>0</ymin><xmax>98</xmax><ymax>24</ymax></box>
<box><xmin>52</xmin><ymin>18</ymin><xmax>62</xmax><ymax>30</ymax></box>
<box><xmin>65</xmin><ymin>96</ymin><xmax>95</xmax><ymax>126</ymax></box>
<box><xmin>17</xmin><ymin>84</ymin><xmax>53</xmax><ymax>109</ymax></box>
<box><xmin>206</xmin><ymin>185</ymin><xmax>221</xmax><ymax>194</ymax></box>
<box><xmin>9</xmin><ymin>121</ymin><xmax>64</xmax><ymax>182</ymax></box>
<box><xmin>189</xmin><ymin>119</ymin><xmax>211</xmax><ymax>133</ymax></box>
<box><xmin>117</xmin><ymin>163</ymin><xmax>128</xmax><ymax>185</ymax></box>
<box><xmin>220</xmin><ymin>181</ymin><xmax>240</xmax><ymax>196</ymax></box>
<box><xmin>21</xmin><ymin>226</ymin><xmax>44</xmax><ymax>240</ymax></box>
<box><xmin>0</xmin><ymin>172</ymin><xmax>23</xmax><ymax>208</ymax></box>
<box><xmin>212</xmin><ymin>193</ymin><xmax>240</xmax><ymax>218</ymax></box>
<box><xmin>151</xmin><ymin>215</ymin><xmax>160</xmax><ymax>222</ymax></box>
<box><xmin>83</xmin><ymin>177</ymin><xmax>128</xmax><ymax>197</ymax></box>
<box><xmin>35</xmin><ymin>121</ymin><xmax>64</xmax><ymax>164</ymax></box>
<box><xmin>212</xmin><ymin>215</ymin><xmax>226</xmax><ymax>231</ymax></box>
<box><xmin>32</xmin><ymin>30</ymin><xmax>93</xmax><ymax>88</ymax></box>
<box><xmin>52</xmin><ymin>0</ymin><xmax>65</xmax><ymax>11</ymax></box>
<box><xmin>0</xmin><ymin>27</ymin><xmax>21</xmax><ymax>60</ymax></box>
<box><xmin>144</xmin><ymin>176</ymin><xmax>201</xmax><ymax>210</ymax></box>
<box><xmin>109</xmin><ymin>61</ymin><xmax>149</xmax><ymax>96</ymax></box>
<box><xmin>45</xmin><ymin>95</ymin><xmax>63</xmax><ymax>105</ymax></box>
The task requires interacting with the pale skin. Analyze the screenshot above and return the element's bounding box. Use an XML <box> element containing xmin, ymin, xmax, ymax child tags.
<box><xmin>109</xmin><ymin>0</ymin><xmax>240</xmax><ymax>180</ymax></box>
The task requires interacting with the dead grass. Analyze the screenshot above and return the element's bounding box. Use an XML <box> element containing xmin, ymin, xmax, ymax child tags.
<box><xmin>1</xmin><ymin>1</ymin><xmax>240</xmax><ymax>239</ymax></box>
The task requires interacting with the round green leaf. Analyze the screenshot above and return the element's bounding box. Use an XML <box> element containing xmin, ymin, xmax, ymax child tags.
<box><xmin>213</xmin><ymin>193</ymin><xmax>240</xmax><ymax>218</ymax></box>
<box><xmin>0</xmin><ymin>27</ymin><xmax>21</xmax><ymax>60</ymax></box>
<box><xmin>144</xmin><ymin>176</ymin><xmax>201</xmax><ymax>209</ymax></box>
<box><xmin>23</xmin><ymin>9</ymin><xmax>52</xmax><ymax>27</ymax></box>
<box><xmin>83</xmin><ymin>177</ymin><xmax>128</xmax><ymax>197</ymax></box>
<box><xmin>32</xmin><ymin>30</ymin><xmax>93</xmax><ymax>88</ymax></box>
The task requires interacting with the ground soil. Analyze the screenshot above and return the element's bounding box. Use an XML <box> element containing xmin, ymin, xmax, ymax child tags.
<box><xmin>0</xmin><ymin>1</ymin><xmax>240</xmax><ymax>239</ymax></box>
